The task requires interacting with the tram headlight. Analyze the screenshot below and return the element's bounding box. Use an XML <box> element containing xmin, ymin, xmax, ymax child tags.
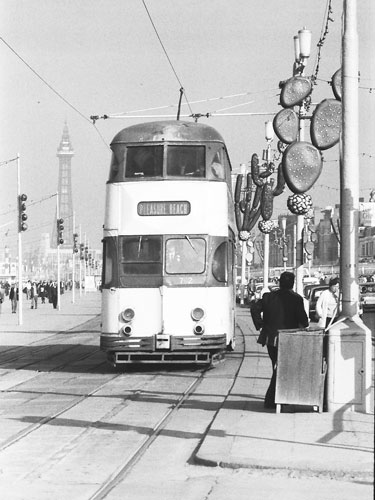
<box><xmin>121</xmin><ymin>308</ymin><xmax>135</xmax><ymax>322</ymax></box>
<box><xmin>120</xmin><ymin>325</ymin><xmax>132</xmax><ymax>337</ymax></box>
<box><xmin>194</xmin><ymin>323</ymin><xmax>205</xmax><ymax>335</ymax></box>
<box><xmin>191</xmin><ymin>307</ymin><xmax>205</xmax><ymax>321</ymax></box>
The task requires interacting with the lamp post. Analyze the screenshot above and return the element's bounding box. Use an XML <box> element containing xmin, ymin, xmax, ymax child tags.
<box><xmin>274</xmin><ymin>215</ymin><xmax>289</xmax><ymax>271</ymax></box>
<box><xmin>280</xmin><ymin>216</ymin><xmax>288</xmax><ymax>271</ymax></box>
<box><xmin>239</xmin><ymin>164</ymin><xmax>247</xmax><ymax>305</ymax></box>
<box><xmin>262</xmin><ymin>121</ymin><xmax>274</xmax><ymax>294</ymax></box>
<box><xmin>293</xmin><ymin>27</ymin><xmax>312</xmax><ymax>295</ymax></box>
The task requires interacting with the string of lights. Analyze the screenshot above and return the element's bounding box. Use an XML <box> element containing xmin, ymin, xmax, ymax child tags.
<box><xmin>312</xmin><ymin>0</ymin><xmax>334</xmax><ymax>84</ymax></box>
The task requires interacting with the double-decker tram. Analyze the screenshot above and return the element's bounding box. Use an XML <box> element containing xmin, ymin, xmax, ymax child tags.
<box><xmin>100</xmin><ymin>120</ymin><xmax>236</xmax><ymax>366</ymax></box>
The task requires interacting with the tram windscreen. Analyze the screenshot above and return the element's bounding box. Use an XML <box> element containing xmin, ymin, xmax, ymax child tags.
<box><xmin>165</xmin><ymin>237</ymin><xmax>206</xmax><ymax>274</ymax></box>
<box><xmin>125</xmin><ymin>146</ymin><xmax>163</xmax><ymax>178</ymax></box>
<box><xmin>119</xmin><ymin>236</ymin><xmax>162</xmax><ymax>274</ymax></box>
<box><xmin>167</xmin><ymin>146</ymin><xmax>205</xmax><ymax>177</ymax></box>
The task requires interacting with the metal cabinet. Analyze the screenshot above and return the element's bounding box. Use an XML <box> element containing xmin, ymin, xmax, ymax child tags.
<box><xmin>275</xmin><ymin>328</ymin><xmax>327</xmax><ymax>413</ymax></box>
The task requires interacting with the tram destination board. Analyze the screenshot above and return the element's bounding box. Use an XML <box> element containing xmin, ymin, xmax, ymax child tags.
<box><xmin>138</xmin><ymin>201</ymin><xmax>191</xmax><ymax>216</ymax></box>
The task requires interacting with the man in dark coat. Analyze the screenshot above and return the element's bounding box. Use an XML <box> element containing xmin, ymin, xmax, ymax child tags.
<box><xmin>251</xmin><ymin>271</ymin><xmax>309</xmax><ymax>409</ymax></box>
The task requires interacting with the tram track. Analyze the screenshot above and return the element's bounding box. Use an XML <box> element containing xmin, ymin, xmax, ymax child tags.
<box><xmin>0</xmin><ymin>314</ymin><xmax>246</xmax><ymax>499</ymax></box>
<box><xmin>87</xmin><ymin>367</ymin><xmax>209</xmax><ymax>500</ymax></box>
<box><xmin>87</xmin><ymin>325</ymin><xmax>246</xmax><ymax>500</ymax></box>
<box><xmin>0</xmin><ymin>371</ymin><xmax>122</xmax><ymax>452</ymax></box>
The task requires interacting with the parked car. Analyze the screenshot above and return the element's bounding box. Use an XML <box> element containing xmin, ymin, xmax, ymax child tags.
<box><xmin>359</xmin><ymin>283</ymin><xmax>375</xmax><ymax>309</ymax></box>
<box><xmin>236</xmin><ymin>277</ymin><xmax>248</xmax><ymax>303</ymax></box>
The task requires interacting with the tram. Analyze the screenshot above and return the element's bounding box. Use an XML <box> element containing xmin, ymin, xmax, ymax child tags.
<box><xmin>100</xmin><ymin>120</ymin><xmax>236</xmax><ymax>366</ymax></box>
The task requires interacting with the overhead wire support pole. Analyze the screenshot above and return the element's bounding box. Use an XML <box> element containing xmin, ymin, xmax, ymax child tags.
<box><xmin>17</xmin><ymin>153</ymin><xmax>23</xmax><ymax>326</ymax></box>
<box><xmin>326</xmin><ymin>0</ymin><xmax>372</xmax><ymax>414</ymax></box>
<box><xmin>72</xmin><ymin>212</ymin><xmax>76</xmax><ymax>304</ymax></box>
<box><xmin>79</xmin><ymin>224</ymin><xmax>82</xmax><ymax>297</ymax></box>
<box><xmin>56</xmin><ymin>191</ymin><xmax>61</xmax><ymax>311</ymax></box>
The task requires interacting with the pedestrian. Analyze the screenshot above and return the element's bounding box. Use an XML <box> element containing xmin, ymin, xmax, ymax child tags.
<box><xmin>30</xmin><ymin>282</ymin><xmax>39</xmax><ymax>309</ymax></box>
<box><xmin>0</xmin><ymin>282</ymin><xmax>5</xmax><ymax>314</ymax></box>
<box><xmin>315</xmin><ymin>277</ymin><xmax>340</xmax><ymax>329</ymax></box>
<box><xmin>50</xmin><ymin>281</ymin><xmax>58</xmax><ymax>309</ymax></box>
<box><xmin>26</xmin><ymin>280</ymin><xmax>31</xmax><ymax>300</ymax></box>
<box><xmin>9</xmin><ymin>283</ymin><xmax>19</xmax><ymax>313</ymax></box>
<box><xmin>250</xmin><ymin>271</ymin><xmax>309</xmax><ymax>409</ymax></box>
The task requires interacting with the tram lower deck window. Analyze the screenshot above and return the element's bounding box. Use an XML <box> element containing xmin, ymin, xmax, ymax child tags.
<box><xmin>166</xmin><ymin>237</ymin><xmax>206</xmax><ymax>274</ymax></box>
<box><xmin>119</xmin><ymin>236</ymin><xmax>162</xmax><ymax>275</ymax></box>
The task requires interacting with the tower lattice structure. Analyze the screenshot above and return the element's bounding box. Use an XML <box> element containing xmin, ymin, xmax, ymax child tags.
<box><xmin>52</xmin><ymin>123</ymin><xmax>74</xmax><ymax>248</ymax></box>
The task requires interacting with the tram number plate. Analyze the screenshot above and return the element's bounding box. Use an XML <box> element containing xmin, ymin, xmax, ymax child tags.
<box><xmin>156</xmin><ymin>334</ymin><xmax>170</xmax><ymax>350</ymax></box>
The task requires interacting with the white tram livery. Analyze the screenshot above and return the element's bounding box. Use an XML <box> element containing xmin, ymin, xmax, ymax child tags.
<box><xmin>101</xmin><ymin>120</ymin><xmax>236</xmax><ymax>366</ymax></box>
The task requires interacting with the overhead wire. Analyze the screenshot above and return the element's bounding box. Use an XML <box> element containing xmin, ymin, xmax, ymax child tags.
<box><xmin>0</xmin><ymin>36</ymin><xmax>110</xmax><ymax>150</ymax></box>
<box><xmin>106</xmin><ymin>88</ymin><xmax>279</xmax><ymax>118</ymax></box>
<box><xmin>141</xmin><ymin>0</ymin><xmax>194</xmax><ymax>116</ymax></box>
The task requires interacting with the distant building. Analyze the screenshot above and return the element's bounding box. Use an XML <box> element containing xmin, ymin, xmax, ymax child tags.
<box><xmin>52</xmin><ymin>123</ymin><xmax>74</xmax><ymax>248</ymax></box>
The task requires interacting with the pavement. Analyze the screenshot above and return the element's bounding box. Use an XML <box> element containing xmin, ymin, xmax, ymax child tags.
<box><xmin>195</xmin><ymin>310</ymin><xmax>374</xmax><ymax>481</ymax></box>
<box><xmin>0</xmin><ymin>291</ymin><xmax>373</xmax><ymax>482</ymax></box>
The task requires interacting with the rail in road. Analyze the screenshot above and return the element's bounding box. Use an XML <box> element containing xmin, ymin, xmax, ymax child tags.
<box><xmin>0</xmin><ymin>302</ymin><xmax>246</xmax><ymax>500</ymax></box>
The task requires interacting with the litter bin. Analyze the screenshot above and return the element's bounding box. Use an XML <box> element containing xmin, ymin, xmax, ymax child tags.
<box><xmin>275</xmin><ymin>328</ymin><xmax>327</xmax><ymax>413</ymax></box>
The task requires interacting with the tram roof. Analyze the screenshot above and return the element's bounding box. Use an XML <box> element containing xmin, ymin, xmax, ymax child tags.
<box><xmin>110</xmin><ymin>120</ymin><xmax>225</xmax><ymax>146</ymax></box>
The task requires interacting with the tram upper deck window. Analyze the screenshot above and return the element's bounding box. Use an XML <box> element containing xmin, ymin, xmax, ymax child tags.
<box><xmin>125</xmin><ymin>146</ymin><xmax>163</xmax><ymax>178</ymax></box>
<box><xmin>167</xmin><ymin>146</ymin><xmax>205</xmax><ymax>177</ymax></box>
<box><xmin>166</xmin><ymin>237</ymin><xmax>206</xmax><ymax>274</ymax></box>
<box><xmin>119</xmin><ymin>236</ymin><xmax>162</xmax><ymax>275</ymax></box>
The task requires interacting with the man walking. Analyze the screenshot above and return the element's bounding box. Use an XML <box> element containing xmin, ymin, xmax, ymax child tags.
<box><xmin>30</xmin><ymin>282</ymin><xmax>39</xmax><ymax>309</ymax></box>
<box><xmin>9</xmin><ymin>283</ymin><xmax>19</xmax><ymax>314</ymax></box>
<box><xmin>251</xmin><ymin>271</ymin><xmax>309</xmax><ymax>409</ymax></box>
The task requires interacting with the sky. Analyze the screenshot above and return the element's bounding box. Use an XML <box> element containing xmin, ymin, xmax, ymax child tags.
<box><xmin>0</xmin><ymin>0</ymin><xmax>374</xmax><ymax>255</ymax></box>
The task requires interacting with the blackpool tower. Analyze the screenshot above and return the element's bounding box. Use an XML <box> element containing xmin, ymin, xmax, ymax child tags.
<box><xmin>52</xmin><ymin>122</ymin><xmax>74</xmax><ymax>247</ymax></box>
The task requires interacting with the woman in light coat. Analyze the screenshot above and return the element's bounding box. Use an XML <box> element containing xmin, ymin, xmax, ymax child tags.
<box><xmin>316</xmin><ymin>278</ymin><xmax>340</xmax><ymax>328</ymax></box>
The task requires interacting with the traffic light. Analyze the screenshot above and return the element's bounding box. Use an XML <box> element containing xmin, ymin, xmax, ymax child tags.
<box><xmin>85</xmin><ymin>246</ymin><xmax>89</xmax><ymax>261</ymax></box>
<box><xmin>57</xmin><ymin>218</ymin><xmax>64</xmax><ymax>245</ymax></box>
<box><xmin>73</xmin><ymin>233</ymin><xmax>79</xmax><ymax>253</ymax></box>
<box><xmin>80</xmin><ymin>243</ymin><xmax>84</xmax><ymax>260</ymax></box>
<box><xmin>18</xmin><ymin>194</ymin><xmax>28</xmax><ymax>232</ymax></box>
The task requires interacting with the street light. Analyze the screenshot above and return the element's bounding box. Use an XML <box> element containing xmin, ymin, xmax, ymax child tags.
<box><xmin>293</xmin><ymin>27</ymin><xmax>312</xmax><ymax>76</ymax></box>
<box><xmin>265</xmin><ymin>120</ymin><xmax>274</xmax><ymax>143</ymax></box>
